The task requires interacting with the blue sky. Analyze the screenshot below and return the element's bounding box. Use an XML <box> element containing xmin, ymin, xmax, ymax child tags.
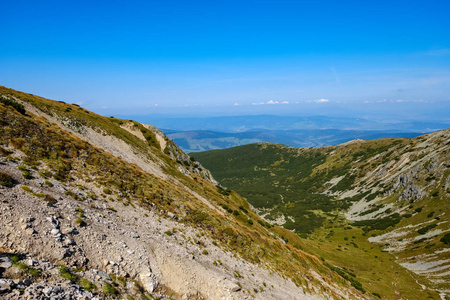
<box><xmin>1</xmin><ymin>0</ymin><xmax>449</xmax><ymax>120</ymax></box>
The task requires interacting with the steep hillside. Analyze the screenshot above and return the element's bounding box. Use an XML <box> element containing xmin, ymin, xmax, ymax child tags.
<box><xmin>195</xmin><ymin>131</ymin><xmax>450</xmax><ymax>299</ymax></box>
<box><xmin>0</xmin><ymin>86</ymin><xmax>371</xmax><ymax>299</ymax></box>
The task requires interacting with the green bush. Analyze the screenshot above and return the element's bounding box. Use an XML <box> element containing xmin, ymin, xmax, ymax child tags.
<box><xmin>22</xmin><ymin>170</ymin><xmax>32</xmax><ymax>179</ymax></box>
<box><xmin>59</xmin><ymin>266</ymin><xmax>79</xmax><ymax>283</ymax></box>
<box><xmin>440</xmin><ymin>233</ymin><xmax>450</xmax><ymax>245</ymax></box>
<box><xmin>80</xmin><ymin>278</ymin><xmax>96</xmax><ymax>291</ymax></box>
<box><xmin>239</xmin><ymin>205</ymin><xmax>248</xmax><ymax>213</ymax></box>
<box><xmin>0</xmin><ymin>172</ymin><xmax>14</xmax><ymax>187</ymax></box>
<box><xmin>0</xmin><ymin>96</ymin><xmax>26</xmax><ymax>114</ymax></box>
<box><xmin>102</xmin><ymin>282</ymin><xmax>118</xmax><ymax>295</ymax></box>
<box><xmin>76</xmin><ymin>217</ymin><xmax>86</xmax><ymax>227</ymax></box>
<box><xmin>418</xmin><ymin>224</ymin><xmax>437</xmax><ymax>235</ymax></box>
<box><xmin>217</xmin><ymin>186</ymin><xmax>231</xmax><ymax>196</ymax></box>
<box><xmin>44</xmin><ymin>194</ymin><xmax>57</xmax><ymax>206</ymax></box>
<box><xmin>353</xmin><ymin>214</ymin><xmax>402</xmax><ymax>232</ymax></box>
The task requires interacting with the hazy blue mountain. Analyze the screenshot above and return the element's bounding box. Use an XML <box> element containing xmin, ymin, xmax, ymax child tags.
<box><xmin>121</xmin><ymin>114</ymin><xmax>448</xmax><ymax>152</ymax></box>
<box><xmin>164</xmin><ymin>129</ymin><xmax>423</xmax><ymax>153</ymax></box>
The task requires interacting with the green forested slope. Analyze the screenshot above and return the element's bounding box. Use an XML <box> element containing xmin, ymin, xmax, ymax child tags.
<box><xmin>195</xmin><ymin>132</ymin><xmax>450</xmax><ymax>298</ymax></box>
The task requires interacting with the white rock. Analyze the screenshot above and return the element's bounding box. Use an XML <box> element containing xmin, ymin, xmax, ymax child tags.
<box><xmin>139</xmin><ymin>269</ymin><xmax>158</xmax><ymax>293</ymax></box>
<box><xmin>51</xmin><ymin>228</ymin><xmax>60</xmax><ymax>235</ymax></box>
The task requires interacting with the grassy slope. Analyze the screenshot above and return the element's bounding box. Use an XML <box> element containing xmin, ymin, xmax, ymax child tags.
<box><xmin>194</xmin><ymin>134</ymin><xmax>450</xmax><ymax>299</ymax></box>
<box><xmin>0</xmin><ymin>86</ymin><xmax>370</xmax><ymax>299</ymax></box>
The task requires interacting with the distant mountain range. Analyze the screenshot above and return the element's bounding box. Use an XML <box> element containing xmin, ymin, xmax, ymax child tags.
<box><xmin>134</xmin><ymin>114</ymin><xmax>449</xmax><ymax>153</ymax></box>
<box><xmin>144</xmin><ymin>114</ymin><xmax>449</xmax><ymax>133</ymax></box>
<box><xmin>166</xmin><ymin>129</ymin><xmax>423</xmax><ymax>153</ymax></box>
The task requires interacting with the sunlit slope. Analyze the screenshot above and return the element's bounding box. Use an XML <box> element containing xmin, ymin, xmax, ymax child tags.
<box><xmin>0</xmin><ymin>85</ymin><xmax>376</xmax><ymax>299</ymax></box>
<box><xmin>195</xmin><ymin>131</ymin><xmax>450</xmax><ymax>297</ymax></box>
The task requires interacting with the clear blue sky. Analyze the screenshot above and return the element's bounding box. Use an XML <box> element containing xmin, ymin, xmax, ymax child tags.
<box><xmin>1</xmin><ymin>0</ymin><xmax>449</xmax><ymax>120</ymax></box>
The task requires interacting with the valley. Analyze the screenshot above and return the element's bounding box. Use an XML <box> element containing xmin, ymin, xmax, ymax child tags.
<box><xmin>195</xmin><ymin>130</ymin><xmax>450</xmax><ymax>298</ymax></box>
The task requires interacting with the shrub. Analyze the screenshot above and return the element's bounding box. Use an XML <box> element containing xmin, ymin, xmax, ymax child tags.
<box><xmin>239</xmin><ymin>205</ymin><xmax>248</xmax><ymax>213</ymax></box>
<box><xmin>22</xmin><ymin>170</ymin><xmax>32</xmax><ymax>179</ymax></box>
<box><xmin>80</xmin><ymin>278</ymin><xmax>96</xmax><ymax>291</ymax></box>
<box><xmin>0</xmin><ymin>172</ymin><xmax>14</xmax><ymax>187</ymax></box>
<box><xmin>202</xmin><ymin>249</ymin><xmax>208</xmax><ymax>255</ymax></box>
<box><xmin>27</xmin><ymin>268</ymin><xmax>42</xmax><ymax>277</ymax></box>
<box><xmin>44</xmin><ymin>194</ymin><xmax>57</xmax><ymax>206</ymax></box>
<box><xmin>233</xmin><ymin>210</ymin><xmax>240</xmax><ymax>216</ymax></box>
<box><xmin>440</xmin><ymin>233</ymin><xmax>450</xmax><ymax>245</ymax></box>
<box><xmin>21</xmin><ymin>185</ymin><xmax>32</xmax><ymax>193</ymax></box>
<box><xmin>418</xmin><ymin>224</ymin><xmax>437</xmax><ymax>235</ymax></box>
<box><xmin>217</xmin><ymin>186</ymin><xmax>231</xmax><ymax>196</ymax></box>
<box><xmin>102</xmin><ymin>282</ymin><xmax>118</xmax><ymax>295</ymax></box>
<box><xmin>59</xmin><ymin>266</ymin><xmax>79</xmax><ymax>283</ymax></box>
<box><xmin>353</xmin><ymin>214</ymin><xmax>402</xmax><ymax>231</ymax></box>
<box><xmin>76</xmin><ymin>217</ymin><xmax>86</xmax><ymax>227</ymax></box>
<box><xmin>0</xmin><ymin>96</ymin><xmax>26</xmax><ymax>114</ymax></box>
<box><xmin>324</xmin><ymin>263</ymin><xmax>365</xmax><ymax>293</ymax></box>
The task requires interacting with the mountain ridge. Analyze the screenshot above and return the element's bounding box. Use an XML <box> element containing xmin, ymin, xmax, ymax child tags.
<box><xmin>0</xmin><ymin>86</ymin><xmax>371</xmax><ymax>299</ymax></box>
<box><xmin>168</xmin><ymin>128</ymin><xmax>423</xmax><ymax>153</ymax></box>
<box><xmin>195</xmin><ymin>130</ymin><xmax>450</xmax><ymax>299</ymax></box>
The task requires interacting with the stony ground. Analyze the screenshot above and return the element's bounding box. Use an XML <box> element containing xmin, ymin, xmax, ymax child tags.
<box><xmin>0</xmin><ymin>155</ymin><xmax>324</xmax><ymax>300</ymax></box>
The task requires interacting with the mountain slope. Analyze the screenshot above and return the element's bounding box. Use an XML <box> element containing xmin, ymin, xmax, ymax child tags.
<box><xmin>0</xmin><ymin>86</ymin><xmax>370</xmax><ymax>299</ymax></box>
<box><xmin>194</xmin><ymin>130</ymin><xmax>450</xmax><ymax>299</ymax></box>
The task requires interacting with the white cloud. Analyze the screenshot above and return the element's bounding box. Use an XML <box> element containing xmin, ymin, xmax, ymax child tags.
<box><xmin>396</xmin><ymin>99</ymin><xmax>408</xmax><ymax>103</ymax></box>
<box><xmin>314</xmin><ymin>98</ymin><xmax>329</xmax><ymax>103</ymax></box>
<box><xmin>233</xmin><ymin>103</ymin><xmax>239</xmax><ymax>106</ymax></box>
<box><xmin>251</xmin><ymin>100</ymin><xmax>288</xmax><ymax>105</ymax></box>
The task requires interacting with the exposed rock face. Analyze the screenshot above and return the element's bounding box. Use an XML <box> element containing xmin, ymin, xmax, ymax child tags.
<box><xmin>139</xmin><ymin>269</ymin><xmax>159</xmax><ymax>293</ymax></box>
<box><xmin>400</xmin><ymin>182</ymin><xmax>425</xmax><ymax>201</ymax></box>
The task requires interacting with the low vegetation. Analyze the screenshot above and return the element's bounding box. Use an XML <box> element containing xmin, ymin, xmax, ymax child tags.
<box><xmin>1</xmin><ymin>85</ymin><xmax>447</xmax><ymax>299</ymax></box>
<box><xmin>195</xmin><ymin>127</ymin><xmax>450</xmax><ymax>298</ymax></box>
